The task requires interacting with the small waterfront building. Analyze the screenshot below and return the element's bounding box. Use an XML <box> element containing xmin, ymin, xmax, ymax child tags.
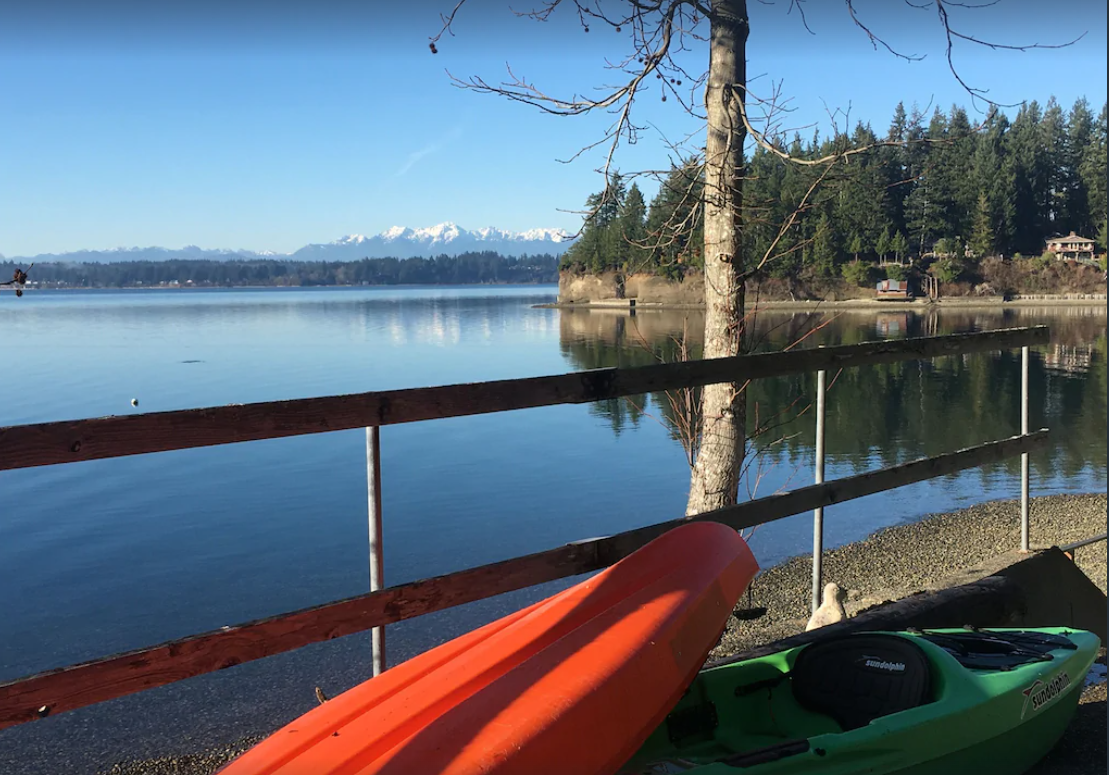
<box><xmin>1044</xmin><ymin>232</ymin><xmax>1096</xmax><ymax>262</ymax></box>
<box><xmin>875</xmin><ymin>279</ymin><xmax>911</xmax><ymax>300</ymax></box>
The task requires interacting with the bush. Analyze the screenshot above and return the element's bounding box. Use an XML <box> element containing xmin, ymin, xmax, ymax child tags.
<box><xmin>885</xmin><ymin>264</ymin><xmax>906</xmax><ymax>281</ymax></box>
<box><xmin>931</xmin><ymin>257</ymin><xmax>964</xmax><ymax>284</ymax></box>
<box><xmin>841</xmin><ymin>260</ymin><xmax>873</xmax><ymax>287</ymax></box>
<box><xmin>1033</xmin><ymin>252</ymin><xmax>1055</xmax><ymax>271</ymax></box>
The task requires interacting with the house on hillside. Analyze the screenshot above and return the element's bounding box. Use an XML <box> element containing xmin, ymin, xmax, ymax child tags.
<box><xmin>1045</xmin><ymin>232</ymin><xmax>1096</xmax><ymax>262</ymax></box>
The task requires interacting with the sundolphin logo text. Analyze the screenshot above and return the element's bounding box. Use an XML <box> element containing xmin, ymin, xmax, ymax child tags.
<box><xmin>1022</xmin><ymin>672</ymin><xmax>1071</xmax><ymax>718</ymax></box>
<box><xmin>862</xmin><ymin>658</ymin><xmax>906</xmax><ymax>672</ymax></box>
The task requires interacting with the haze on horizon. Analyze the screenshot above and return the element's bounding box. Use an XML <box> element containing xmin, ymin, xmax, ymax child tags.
<box><xmin>1</xmin><ymin>0</ymin><xmax>1105</xmax><ymax>257</ymax></box>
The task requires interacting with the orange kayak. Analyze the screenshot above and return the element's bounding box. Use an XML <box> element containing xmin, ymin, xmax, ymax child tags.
<box><xmin>217</xmin><ymin>521</ymin><xmax>758</xmax><ymax>775</ymax></box>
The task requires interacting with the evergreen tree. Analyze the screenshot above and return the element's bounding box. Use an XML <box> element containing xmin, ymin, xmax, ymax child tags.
<box><xmin>811</xmin><ymin>211</ymin><xmax>839</xmax><ymax>274</ymax></box>
<box><xmin>616</xmin><ymin>182</ymin><xmax>648</xmax><ymax>270</ymax></box>
<box><xmin>891</xmin><ymin>231</ymin><xmax>909</xmax><ymax>264</ymax></box>
<box><xmin>945</xmin><ymin>106</ymin><xmax>978</xmax><ymax>240</ymax></box>
<box><xmin>902</xmin><ymin>108</ymin><xmax>949</xmax><ymax>255</ymax></box>
<box><xmin>881</xmin><ymin>102</ymin><xmax>912</xmax><ymax>237</ymax></box>
<box><xmin>645</xmin><ymin>163</ymin><xmax>704</xmax><ymax>277</ymax></box>
<box><xmin>1062</xmin><ymin>97</ymin><xmax>1094</xmax><ymax>236</ymax></box>
<box><xmin>562</xmin><ymin>175</ymin><xmax>628</xmax><ymax>273</ymax></box>
<box><xmin>1040</xmin><ymin>97</ymin><xmax>1068</xmax><ymax>231</ymax></box>
<box><xmin>1080</xmin><ymin>103</ymin><xmax>1108</xmax><ymax>237</ymax></box>
<box><xmin>875</xmin><ymin>227</ymin><xmax>892</xmax><ymax>262</ymax></box>
<box><xmin>973</xmin><ymin>111</ymin><xmax>1017</xmax><ymax>255</ymax></box>
<box><xmin>848</xmin><ymin>233</ymin><xmax>865</xmax><ymax>261</ymax></box>
<box><xmin>969</xmin><ymin>192</ymin><xmax>994</xmax><ymax>258</ymax></box>
<box><xmin>832</xmin><ymin>123</ymin><xmax>886</xmax><ymax>258</ymax></box>
<box><xmin>1007</xmin><ymin>101</ymin><xmax>1049</xmax><ymax>254</ymax></box>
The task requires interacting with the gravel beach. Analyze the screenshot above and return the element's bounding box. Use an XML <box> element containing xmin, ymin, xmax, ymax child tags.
<box><xmin>97</xmin><ymin>493</ymin><xmax>1107</xmax><ymax>775</ymax></box>
<box><xmin>711</xmin><ymin>492</ymin><xmax>1106</xmax><ymax>656</ymax></box>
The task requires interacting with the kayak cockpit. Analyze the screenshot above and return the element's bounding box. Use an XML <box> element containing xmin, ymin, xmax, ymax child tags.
<box><xmin>623</xmin><ymin>633</ymin><xmax>936</xmax><ymax>770</ymax></box>
<box><xmin>788</xmin><ymin>633</ymin><xmax>933</xmax><ymax>731</ymax></box>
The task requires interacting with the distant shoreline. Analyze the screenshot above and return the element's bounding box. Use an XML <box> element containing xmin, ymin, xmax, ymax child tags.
<box><xmin>11</xmin><ymin>282</ymin><xmax>559</xmax><ymax>293</ymax></box>
<box><xmin>539</xmin><ymin>296</ymin><xmax>1108</xmax><ymax>312</ymax></box>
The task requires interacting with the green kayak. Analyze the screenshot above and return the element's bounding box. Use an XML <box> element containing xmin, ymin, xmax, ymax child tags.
<box><xmin>618</xmin><ymin>627</ymin><xmax>1099</xmax><ymax>775</ymax></box>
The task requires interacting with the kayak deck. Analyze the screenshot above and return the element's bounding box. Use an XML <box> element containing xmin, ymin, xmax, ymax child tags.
<box><xmin>217</xmin><ymin>521</ymin><xmax>758</xmax><ymax>775</ymax></box>
<box><xmin>619</xmin><ymin>627</ymin><xmax>1100</xmax><ymax>775</ymax></box>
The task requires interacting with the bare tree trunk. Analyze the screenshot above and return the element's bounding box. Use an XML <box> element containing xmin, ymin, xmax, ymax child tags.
<box><xmin>686</xmin><ymin>0</ymin><xmax>748</xmax><ymax>516</ymax></box>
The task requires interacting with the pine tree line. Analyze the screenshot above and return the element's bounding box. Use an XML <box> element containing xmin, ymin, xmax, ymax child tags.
<box><xmin>560</xmin><ymin>97</ymin><xmax>1108</xmax><ymax>283</ymax></box>
<box><xmin>6</xmin><ymin>252</ymin><xmax>560</xmax><ymax>289</ymax></box>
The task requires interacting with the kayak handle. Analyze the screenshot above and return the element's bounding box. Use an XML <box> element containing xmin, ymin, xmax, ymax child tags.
<box><xmin>733</xmin><ymin>673</ymin><xmax>788</xmax><ymax>698</ymax></box>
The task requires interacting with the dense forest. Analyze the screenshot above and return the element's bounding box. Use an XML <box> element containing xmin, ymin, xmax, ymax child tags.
<box><xmin>4</xmin><ymin>252</ymin><xmax>560</xmax><ymax>289</ymax></box>
<box><xmin>560</xmin><ymin>98</ymin><xmax>1108</xmax><ymax>286</ymax></box>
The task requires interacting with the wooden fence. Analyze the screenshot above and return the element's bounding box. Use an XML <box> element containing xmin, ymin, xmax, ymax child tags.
<box><xmin>0</xmin><ymin>325</ymin><xmax>1050</xmax><ymax>730</ymax></box>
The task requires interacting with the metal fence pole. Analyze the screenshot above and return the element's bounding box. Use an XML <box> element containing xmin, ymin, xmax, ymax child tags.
<box><xmin>366</xmin><ymin>426</ymin><xmax>386</xmax><ymax>675</ymax></box>
<box><xmin>1020</xmin><ymin>346</ymin><xmax>1030</xmax><ymax>552</ymax></box>
<box><xmin>812</xmin><ymin>369</ymin><xmax>827</xmax><ymax>615</ymax></box>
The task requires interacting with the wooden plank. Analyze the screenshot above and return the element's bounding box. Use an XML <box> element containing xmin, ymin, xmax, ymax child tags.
<box><xmin>990</xmin><ymin>547</ymin><xmax>1108</xmax><ymax>642</ymax></box>
<box><xmin>589</xmin><ymin>429</ymin><xmax>1051</xmax><ymax>563</ymax></box>
<box><xmin>0</xmin><ymin>327</ymin><xmax>1048</xmax><ymax>471</ymax></box>
<box><xmin>0</xmin><ymin>429</ymin><xmax>1047</xmax><ymax>730</ymax></box>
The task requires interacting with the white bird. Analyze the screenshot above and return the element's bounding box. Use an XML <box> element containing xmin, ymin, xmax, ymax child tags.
<box><xmin>805</xmin><ymin>581</ymin><xmax>847</xmax><ymax>631</ymax></box>
<box><xmin>130</xmin><ymin>398</ymin><xmax>139</xmax><ymax>407</ymax></box>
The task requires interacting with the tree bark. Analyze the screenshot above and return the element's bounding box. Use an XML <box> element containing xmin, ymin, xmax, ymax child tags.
<box><xmin>686</xmin><ymin>0</ymin><xmax>749</xmax><ymax>515</ymax></box>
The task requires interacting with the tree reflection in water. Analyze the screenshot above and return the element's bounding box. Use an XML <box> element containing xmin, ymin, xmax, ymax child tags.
<box><xmin>558</xmin><ymin>306</ymin><xmax>1107</xmax><ymax>486</ymax></box>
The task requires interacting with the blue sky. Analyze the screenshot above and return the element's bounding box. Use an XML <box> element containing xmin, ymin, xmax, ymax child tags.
<box><xmin>0</xmin><ymin>0</ymin><xmax>1105</xmax><ymax>257</ymax></box>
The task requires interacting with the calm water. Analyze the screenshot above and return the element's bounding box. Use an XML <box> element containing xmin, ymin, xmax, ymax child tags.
<box><xmin>0</xmin><ymin>287</ymin><xmax>1105</xmax><ymax>771</ymax></box>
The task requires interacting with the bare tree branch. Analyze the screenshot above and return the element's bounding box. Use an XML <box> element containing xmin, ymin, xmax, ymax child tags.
<box><xmin>0</xmin><ymin>265</ymin><xmax>32</xmax><ymax>297</ymax></box>
<box><xmin>845</xmin><ymin>0</ymin><xmax>1085</xmax><ymax>110</ymax></box>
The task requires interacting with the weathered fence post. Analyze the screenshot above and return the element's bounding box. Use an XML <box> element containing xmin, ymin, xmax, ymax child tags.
<box><xmin>1020</xmin><ymin>346</ymin><xmax>1030</xmax><ymax>552</ymax></box>
<box><xmin>366</xmin><ymin>426</ymin><xmax>386</xmax><ymax>675</ymax></box>
<box><xmin>812</xmin><ymin>368</ymin><xmax>827</xmax><ymax>615</ymax></box>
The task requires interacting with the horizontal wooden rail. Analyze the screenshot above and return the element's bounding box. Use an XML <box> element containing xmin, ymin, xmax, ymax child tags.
<box><xmin>1058</xmin><ymin>532</ymin><xmax>1108</xmax><ymax>554</ymax></box>
<box><xmin>0</xmin><ymin>326</ymin><xmax>1048</xmax><ymax>471</ymax></box>
<box><xmin>0</xmin><ymin>429</ymin><xmax>1048</xmax><ymax>730</ymax></box>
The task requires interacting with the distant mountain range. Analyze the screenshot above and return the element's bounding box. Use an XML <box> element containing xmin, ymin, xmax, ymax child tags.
<box><xmin>4</xmin><ymin>223</ymin><xmax>573</xmax><ymax>264</ymax></box>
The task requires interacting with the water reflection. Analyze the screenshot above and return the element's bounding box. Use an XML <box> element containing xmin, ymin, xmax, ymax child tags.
<box><xmin>559</xmin><ymin>306</ymin><xmax>1108</xmax><ymax>481</ymax></box>
<box><xmin>1043</xmin><ymin>343</ymin><xmax>1096</xmax><ymax>376</ymax></box>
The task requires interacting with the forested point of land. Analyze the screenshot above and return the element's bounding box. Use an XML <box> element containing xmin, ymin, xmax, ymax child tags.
<box><xmin>2</xmin><ymin>252</ymin><xmax>561</xmax><ymax>289</ymax></box>
<box><xmin>559</xmin><ymin>98</ymin><xmax>1108</xmax><ymax>287</ymax></box>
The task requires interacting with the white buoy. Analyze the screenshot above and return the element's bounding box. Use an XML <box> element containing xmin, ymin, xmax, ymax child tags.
<box><xmin>805</xmin><ymin>582</ymin><xmax>847</xmax><ymax>631</ymax></box>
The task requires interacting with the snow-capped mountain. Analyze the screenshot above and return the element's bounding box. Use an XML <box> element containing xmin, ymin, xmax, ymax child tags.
<box><xmin>6</xmin><ymin>223</ymin><xmax>572</xmax><ymax>264</ymax></box>
<box><xmin>293</xmin><ymin>223</ymin><xmax>571</xmax><ymax>260</ymax></box>
<box><xmin>7</xmin><ymin>244</ymin><xmax>253</xmax><ymax>264</ymax></box>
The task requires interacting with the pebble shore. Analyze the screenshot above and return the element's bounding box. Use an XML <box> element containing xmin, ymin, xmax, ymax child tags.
<box><xmin>99</xmin><ymin>493</ymin><xmax>1107</xmax><ymax>775</ymax></box>
<box><xmin>712</xmin><ymin>492</ymin><xmax>1106</xmax><ymax>656</ymax></box>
